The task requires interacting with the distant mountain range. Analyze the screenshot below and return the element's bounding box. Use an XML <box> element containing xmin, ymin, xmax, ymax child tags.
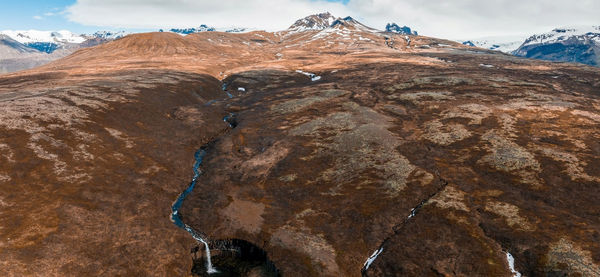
<box><xmin>0</xmin><ymin>30</ymin><xmax>128</xmax><ymax>53</ymax></box>
<box><xmin>2</xmin><ymin>15</ymin><xmax>599</xmax><ymax>74</ymax></box>
<box><xmin>462</xmin><ymin>26</ymin><xmax>600</xmax><ymax>66</ymax></box>
<box><xmin>0</xmin><ymin>30</ymin><xmax>131</xmax><ymax>73</ymax></box>
<box><xmin>1</xmin><ymin>14</ymin><xmax>416</xmax><ymax>74</ymax></box>
<box><xmin>161</xmin><ymin>25</ymin><xmax>251</xmax><ymax>35</ymax></box>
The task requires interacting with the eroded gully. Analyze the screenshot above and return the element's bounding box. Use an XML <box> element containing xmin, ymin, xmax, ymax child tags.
<box><xmin>170</xmin><ymin>82</ymin><xmax>238</xmax><ymax>275</ymax></box>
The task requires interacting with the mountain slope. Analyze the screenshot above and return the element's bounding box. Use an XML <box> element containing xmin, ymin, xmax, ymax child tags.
<box><xmin>0</xmin><ymin>34</ymin><xmax>39</xmax><ymax>57</ymax></box>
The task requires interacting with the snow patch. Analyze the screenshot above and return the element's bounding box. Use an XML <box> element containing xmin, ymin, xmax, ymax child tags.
<box><xmin>0</xmin><ymin>30</ymin><xmax>86</xmax><ymax>44</ymax></box>
<box><xmin>295</xmin><ymin>70</ymin><xmax>321</xmax><ymax>82</ymax></box>
<box><xmin>460</xmin><ymin>35</ymin><xmax>528</xmax><ymax>53</ymax></box>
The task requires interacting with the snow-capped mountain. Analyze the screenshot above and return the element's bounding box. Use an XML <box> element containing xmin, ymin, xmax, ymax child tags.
<box><xmin>87</xmin><ymin>31</ymin><xmax>129</xmax><ymax>40</ymax></box>
<box><xmin>0</xmin><ymin>30</ymin><xmax>130</xmax><ymax>54</ymax></box>
<box><xmin>0</xmin><ymin>30</ymin><xmax>86</xmax><ymax>53</ymax></box>
<box><xmin>164</xmin><ymin>25</ymin><xmax>216</xmax><ymax>35</ymax></box>
<box><xmin>161</xmin><ymin>25</ymin><xmax>251</xmax><ymax>35</ymax></box>
<box><xmin>513</xmin><ymin>26</ymin><xmax>600</xmax><ymax>66</ymax></box>
<box><xmin>461</xmin><ymin>35</ymin><xmax>528</xmax><ymax>53</ymax></box>
<box><xmin>385</xmin><ymin>23</ymin><xmax>418</xmax><ymax>35</ymax></box>
<box><xmin>0</xmin><ymin>30</ymin><xmax>85</xmax><ymax>44</ymax></box>
<box><xmin>224</xmin><ymin>27</ymin><xmax>250</xmax><ymax>33</ymax></box>
<box><xmin>0</xmin><ymin>29</ymin><xmax>130</xmax><ymax>73</ymax></box>
<box><xmin>518</xmin><ymin>26</ymin><xmax>600</xmax><ymax>47</ymax></box>
<box><xmin>0</xmin><ymin>34</ymin><xmax>39</xmax><ymax>57</ymax></box>
<box><xmin>0</xmin><ymin>34</ymin><xmax>74</xmax><ymax>73</ymax></box>
<box><xmin>287</xmin><ymin>12</ymin><xmax>337</xmax><ymax>33</ymax></box>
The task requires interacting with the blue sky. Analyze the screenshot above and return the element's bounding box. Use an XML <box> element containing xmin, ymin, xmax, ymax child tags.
<box><xmin>1</xmin><ymin>0</ymin><xmax>599</xmax><ymax>39</ymax></box>
<box><xmin>2</xmin><ymin>1</ymin><xmax>78</xmax><ymax>30</ymax></box>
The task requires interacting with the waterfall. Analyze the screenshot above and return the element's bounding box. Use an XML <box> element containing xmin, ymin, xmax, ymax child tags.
<box><xmin>506</xmin><ymin>251</ymin><xmax>521</xmax><ymax>277</ymax></box>
<box><xmin>184</xmin><ymin>225</ymin><xmax>218</xmax><ymax>274</ymax></box>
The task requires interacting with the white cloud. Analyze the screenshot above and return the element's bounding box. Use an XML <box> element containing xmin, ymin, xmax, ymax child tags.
<box><xmin>64</xmin><ymin>0</ymin><xmax>600</xmax><ymax>39</ymax></box>
<box><xmin>33</xmin><ymin>15</ymin><xmax>44</xmax><ymax>20</ymax></box>
<box><xmin>65</xmin><ymin>0</ymin><xmax>351</xmax><ymax>30</ymax></box>
<box><xmin>346</xmin><ymin>0</ymin><xmax>600</xmax><ymax>39</ymax></box>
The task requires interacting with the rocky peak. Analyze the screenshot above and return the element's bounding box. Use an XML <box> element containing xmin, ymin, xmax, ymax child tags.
<box><xmin>330</xmin><ymin>16</ymin><xmax>378</xmax><ymax>32</ymax></box>
<box><xmin>385</xmin><ymin>23</ymin><xmax>418</xmax><ymax>35</ymax></box>
<box><xmin>288</xmin><ymin>12</ymin><xmax>337</xmax><ymax>31</ymax></box>
<box><xmin>87</xmin><ymin>31</ymin><xmax>129</xmax><ymax>40</ymax></box>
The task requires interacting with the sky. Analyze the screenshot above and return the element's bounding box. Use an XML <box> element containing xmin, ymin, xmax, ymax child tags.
<box><xmin>1</xmin><ymin>0</ymin><xmax>599</xmax><ymax>40</ymax></box>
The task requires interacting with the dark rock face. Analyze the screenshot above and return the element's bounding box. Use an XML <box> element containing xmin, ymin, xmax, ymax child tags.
<box><xmin>462</xmin><ymin>40</ymin><xmax>476</xmax><ymax>47</ymax></box>
<box><xmin>385</xmin><ymin>23</ymin><xmax>418</xmax><ymax>35</ymax></box>
<box><xmin>25</xmin><ymin>42</ymin><xmax>60</xmax><ymax>53</ymax></box>
<box><xmin>193</xmin><ymin>239</ymin><xmax>280</xmax><ymax>276</ymax></box>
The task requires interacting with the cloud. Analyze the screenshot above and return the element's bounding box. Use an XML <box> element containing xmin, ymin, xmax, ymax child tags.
<box><xmin>346</xmin><ymin>0</ymin><xmax>600</xmax><ymax>39</ymax></box>
<box><xmin>65</xmin><ymin>0</ymin><xmax>600</xmax><ymax>39</ymax></box>
<box><xmin>65</xmin><ymin>0</ymin><xmax>350</xmax><ymax>30</ymax></box>
<box><xmin>33</xmin><ymin>15</ymin><xmax>43</xmax><ymax>20</ymax></box>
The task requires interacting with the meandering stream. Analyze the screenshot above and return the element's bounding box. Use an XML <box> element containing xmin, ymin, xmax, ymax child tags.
<box><xmin>170</xmin><ymin>82</ymin><xmax>237</xmax><ymax>275</ymax></box>
<box><xmin>170</xmin><ymin>148</ymin><xmax>218</xmax><ymax>274</ymax></box>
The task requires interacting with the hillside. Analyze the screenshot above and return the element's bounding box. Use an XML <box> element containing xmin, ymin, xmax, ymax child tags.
<box><xmin>1</xmin><ymin>14</ymin><xmax>599</xmax><ymax>277</ymax></box>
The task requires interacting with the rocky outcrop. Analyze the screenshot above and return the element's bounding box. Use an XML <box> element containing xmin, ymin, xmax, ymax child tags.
<box><xmin>385</xmin><ymin>23</ymin><xmax>417</xmax><ymax>35</ymax></box>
